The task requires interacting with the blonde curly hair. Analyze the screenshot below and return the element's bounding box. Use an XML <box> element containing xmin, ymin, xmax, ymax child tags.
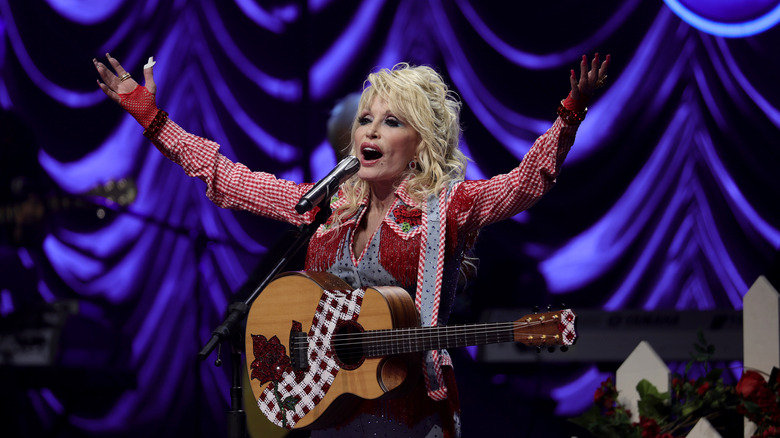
<box><xmin>333</xmin><ymin>63</ymin><xmax>467</xmax><ymax>222</ymax></box>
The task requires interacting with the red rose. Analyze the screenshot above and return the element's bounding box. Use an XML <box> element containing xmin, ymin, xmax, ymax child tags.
<box><xmin>697</xmin><ymin>381</ymin><xmax>711</xmax><ymax>396</ymax></box>
<box><xmin>756</xmin><ymin>387</ymin><xmax>777</xmax><ymax>413</ymax></box>
<box><xmin>737</xmin><ymin>370</ymin><xmax>773</xmax><ymax>406</ymax></box>
<box><xmin>737</xmin><ymin>370</ymin><xmax>764</xmax><ymax>398</ymax></box>
<box><xmin>594</xmin><ymin>377</ymin><xmax>618</xmax><ymax>409</ymax></box>
<box><xmin>762</xmin><ymin>425</ymin><xmax>780</xmax><ymax>437</ymax></box>
<box><xmin>638</xmin><ymin>416</ymin><xmax>660</xmax><ymax>438</ymax></box>
<box><xmin>250</xmin><ymin>334</ymin><xmax>292</xmax><ymax>385</ymax></box>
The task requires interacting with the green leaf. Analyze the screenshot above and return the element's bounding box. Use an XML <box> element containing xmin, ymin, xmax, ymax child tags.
<box><xmin>681</xmin><ymin>399</ymin><xmax>703</xmax><ymax>417</ymax></box>
<box><xmin>741</xmin><ymin>400</ymin><xmax>761</xmax><ymax>414</ymax></box>
<box><xmin>282</xmin><ymin>395</ymin><xmax>299</xmax><ymax>410</ymax></box>
<box><xmin>636</xmin><ymin>379</ymin><xmax>667</xmax><ymax>399</ymax></box>
<box><xmin>636</xmin><ymin>379</ymin><xmax>671</xmax><ymax>421</ymax></box>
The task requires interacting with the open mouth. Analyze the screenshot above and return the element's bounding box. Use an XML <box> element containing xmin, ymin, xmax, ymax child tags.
<box><xmin>361</xmin><ymin>146</ymin><xmax>383</xmax><ymax>161</ymax></box>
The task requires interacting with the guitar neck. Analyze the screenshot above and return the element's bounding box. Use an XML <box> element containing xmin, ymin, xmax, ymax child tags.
<box><xmin>355</xmin><ymin>309</ymin><xmax>575</xmax><ymax>357</ymax></box>
<box><xmin>361</xmin><ymin>322</ymin><xmax>517</xmax><ymax>357</ymax></box>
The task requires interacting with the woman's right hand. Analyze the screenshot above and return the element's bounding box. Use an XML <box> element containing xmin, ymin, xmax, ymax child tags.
<box><xmin>93</xmin><ymin>53</ymin><xmax>156</xmax><ymax>104</ymax></box>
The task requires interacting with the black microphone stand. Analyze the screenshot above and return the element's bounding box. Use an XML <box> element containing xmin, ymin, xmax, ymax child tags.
<box><xmin>198</xmin><ymin>202</ymin><xmax>334</xmax><ymax>438</ymax></box>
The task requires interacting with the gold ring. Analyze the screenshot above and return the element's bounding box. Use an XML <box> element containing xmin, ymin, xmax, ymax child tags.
<box><xmin>595</xmin><ymin>74</ymin><xmax>607</xmax><ymax>89</ymax></box>
<box><xmin>119</xmin><ymin>72</ymin><xmax>132</xmax><ymax>82</ymax></box>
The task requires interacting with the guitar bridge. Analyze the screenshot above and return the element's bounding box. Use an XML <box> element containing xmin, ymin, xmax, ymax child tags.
<box><xmin>289</xmin><ymin>321</ymin><xmax>308</xmax><ymax>371</ymax></box>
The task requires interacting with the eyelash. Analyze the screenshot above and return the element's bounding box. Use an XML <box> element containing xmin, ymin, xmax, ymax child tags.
<box><xmin>357</xmin><ymin>116</ymin><xmax>402</xmax><ymax>127</ymax></box>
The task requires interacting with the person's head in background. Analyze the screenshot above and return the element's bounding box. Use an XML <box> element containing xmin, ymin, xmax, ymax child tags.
<box><xmin>326</xmin><ymin>92</ymin><xmax>361</xmax><ymax>162</ymax></box>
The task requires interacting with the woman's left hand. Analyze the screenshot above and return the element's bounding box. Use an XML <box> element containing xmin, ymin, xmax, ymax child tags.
<box><xmin>93</xmin><ymin>53</ymin><xmax>156</xmax><ymax>104</ymax></box>
<box><xmin>570</xmin><ymin>53</ymin><xmax>610</xmax><ymax>101</ymax></box>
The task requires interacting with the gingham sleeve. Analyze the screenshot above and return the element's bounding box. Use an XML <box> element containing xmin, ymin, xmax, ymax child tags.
<box><xmin>150</xmin><ymin>120</ymin><xmax>315</xmax><ymax>226</ymax></box>
<box><xmin>451</xmin><ymin>116</ymin><xmax>578</xmax><ymax>231</ymax></box>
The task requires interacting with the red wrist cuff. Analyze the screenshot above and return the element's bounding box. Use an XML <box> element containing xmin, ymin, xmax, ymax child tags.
<box><xmin>119</xmin><ymin>85</ymin><xmax>159</xmax><ymax>129</ymax></box>
<box><xmin>563</xmin><ymin>92</ymin><xmax>588</xmax><ymax>112</ymax></box>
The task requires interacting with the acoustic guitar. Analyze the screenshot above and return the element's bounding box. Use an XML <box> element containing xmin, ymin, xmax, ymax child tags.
<box><xmin>244</xmin><ymin>270</ymin><xmax>577</xmax><ymax>430</ymax></box>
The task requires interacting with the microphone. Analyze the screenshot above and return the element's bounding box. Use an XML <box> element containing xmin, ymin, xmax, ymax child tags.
<box><xmin>295</xmin><ymin>155</ymin><xmax>360</xmax><ymax>214</ymax></box>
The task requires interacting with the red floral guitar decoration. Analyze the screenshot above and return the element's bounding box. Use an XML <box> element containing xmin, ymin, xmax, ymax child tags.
<box><xmin>250</xmin><ymin>334</ymin><xmax>300</xmax><ymax>428</ymax></box>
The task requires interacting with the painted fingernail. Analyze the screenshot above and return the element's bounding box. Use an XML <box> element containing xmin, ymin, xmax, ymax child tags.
<box><xmin>582</xmin><ymin>55</ymin><xmax>587</xmax><ymax>62</ymax></box>
<box><xmin>571</xmin><ymin>69</ymin><xmax>575</xmax><ymax>78</ymax></box>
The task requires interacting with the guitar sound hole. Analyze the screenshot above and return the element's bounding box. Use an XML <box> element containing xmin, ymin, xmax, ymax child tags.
<box><xmin>332</xmin><ymin>320</ymin><xmax>365</xmax><ymax>370</ymax></box>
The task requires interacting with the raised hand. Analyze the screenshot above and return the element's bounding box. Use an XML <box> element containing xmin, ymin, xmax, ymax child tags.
<box><xmin>570</xmin><ymin>53</ymin><xmax>610</xmax><ymax>101</ymax></box>
<box><xmin>93</xmin><ymin>53</ymin><xmax>156</xmax><ymax>104</ymax></box>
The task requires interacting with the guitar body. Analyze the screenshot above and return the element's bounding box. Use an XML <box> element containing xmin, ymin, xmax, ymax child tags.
<box><xmin>244</xmin><ymin>270</ymin><xmax>577</xmax><ymax>429</ymax></box>
<box><xmin>244</xmin><ymin>271</ymin><xmax>421</xmax><ymax>429</ymax></box>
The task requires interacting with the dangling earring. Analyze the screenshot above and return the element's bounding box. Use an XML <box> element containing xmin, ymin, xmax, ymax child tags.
<box><xmin>408</xmin><ymin>160</ymin><xmax>417</xmax><ymax>170</ymax></box>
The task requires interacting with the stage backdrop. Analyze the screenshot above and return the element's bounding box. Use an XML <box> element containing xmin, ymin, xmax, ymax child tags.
<box><xmin>1</xmin><ymin>0</ymin><xmax>779</xmax><ymax>437</ymax></box>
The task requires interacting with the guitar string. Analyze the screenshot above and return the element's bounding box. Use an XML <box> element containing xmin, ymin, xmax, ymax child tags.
<box><xmin>314</xmin><ymin>320</ymin><xmax>554</xmax><ymax>344</ymax></box>
<box><xmin>300</xmin><ymin>320</ymin><xmax>545</xmax><ymax>346</ymax></box>
<box><xmin>289</xmin><ymin>319</ymin><xmax>568</xmax><ymax>352</ymax></box>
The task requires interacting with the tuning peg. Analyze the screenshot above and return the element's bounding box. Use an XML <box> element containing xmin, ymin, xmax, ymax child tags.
<box><xmin>532</xmin><ymin>306</ymin><xmax>540</xmax><ymax>313</ymax></box>
<box><xmin>547</xmin><ymin>346</ymin><xmax>555</xmax><ymax>353</ymax></box>
<box><xmin>559</xmin><ymin>302</ymin><xmax>567</xmax><ymax>309</ymax></box>
<box><xmin>547</xmin><ymin>304</ymin><xmax>552</xmax><ymax>312</ymax></box>
<box><xmin>560</xmin><ymin>346</ymin><xmax>569</xmax><ymax>352</ymax></box>
<box><xmin>536</xmin><ymin>346</ymin><xmax>542</xmax><ymax>353</ymax></box>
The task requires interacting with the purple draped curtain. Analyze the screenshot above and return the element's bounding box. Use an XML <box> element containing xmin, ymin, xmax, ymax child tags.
<box><xmin>1</xmin><ymin>0</ymin><xmax>778</xmax><ymax>436</ymax></box>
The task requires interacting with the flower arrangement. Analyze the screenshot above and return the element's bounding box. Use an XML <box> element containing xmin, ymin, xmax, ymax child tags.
<box><xmin>570</xmin><ymin>331</ymin><xmax>780</xmax><ymax>437</ymax></box>
<box><xmin>737</xmin><ymin>368</ymin><xmax>780</xmax><ymax>437</ymax></box>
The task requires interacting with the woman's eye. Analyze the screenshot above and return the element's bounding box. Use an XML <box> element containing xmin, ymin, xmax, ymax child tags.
<box><xmin>385</xmin><ymin>118</ymin><xmax>402</xmax><ymax>127</ymax></box>
<box><xmin>358</xmin><ymin>116</ymin><xmax>371</xmax><ymax>125</ymax></box>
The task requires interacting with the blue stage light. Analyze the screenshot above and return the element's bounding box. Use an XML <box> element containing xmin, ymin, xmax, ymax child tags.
<box><xmin>664</xmin><ymin>0</ymin><xmax>780</xmax><ymax>37</ymax></box>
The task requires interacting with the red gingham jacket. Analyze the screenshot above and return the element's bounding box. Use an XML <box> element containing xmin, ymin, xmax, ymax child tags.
<box><xmin>149</xmin><ymin>114</ymin><xmax>579</xmax><ymax>298</ymax></box>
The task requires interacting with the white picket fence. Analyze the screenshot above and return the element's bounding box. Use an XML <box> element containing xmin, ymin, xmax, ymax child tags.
<box><xmin>614</xmin><ymin>276</ymin><xmax>778</xmax><ymax>438</ymax></box>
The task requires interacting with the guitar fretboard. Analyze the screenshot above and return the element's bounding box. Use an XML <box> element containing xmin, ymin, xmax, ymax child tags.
<box><xmin>359</xmin><ymin>322</ymin><xmax>517</xmax><ymax>357</ymax></box>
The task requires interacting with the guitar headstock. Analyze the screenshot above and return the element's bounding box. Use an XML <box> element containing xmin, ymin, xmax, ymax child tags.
<box><xmin>512</xmin><ymin>309</ymin><xmax>577</xmax><ymax>348</ymax></box>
